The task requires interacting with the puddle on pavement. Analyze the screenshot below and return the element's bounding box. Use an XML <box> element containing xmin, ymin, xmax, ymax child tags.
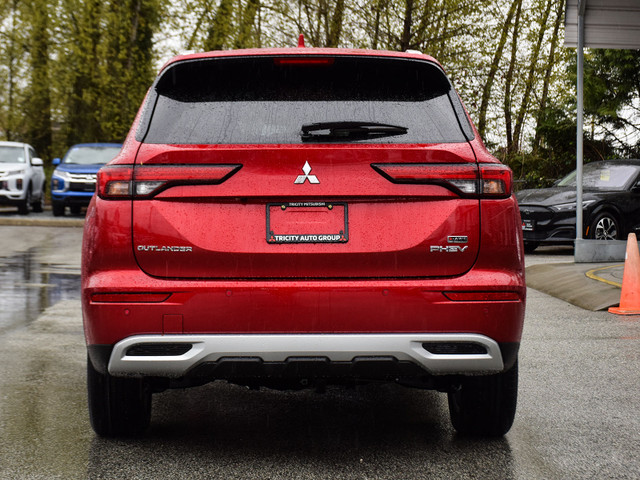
<box><xmin>0</xmin><ymin>248</ymin><xmax>80</xmax><ymax>333</ymax></box>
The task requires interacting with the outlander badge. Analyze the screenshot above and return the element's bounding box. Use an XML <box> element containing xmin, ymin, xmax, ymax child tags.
<box><xmin>294</xmin><ymin>161</ymin><xmax>320</xmax><ymax>184</ymax></box>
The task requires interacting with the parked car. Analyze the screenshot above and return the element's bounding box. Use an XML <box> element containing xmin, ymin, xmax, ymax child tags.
<box><xmin>516</xmin><ymin>160</ymin><xmax>640</xmax><ymax>252</ymax></box>
<box><xmin>51</xmin><ymin>143</ymin><xmax>122</xmax><ymax>216</ymax></box>
<box><xmin>0</xmin><ymin>141</ymin><xmax>46</xmax><ymax>214</ymax></box>
<box><xmin>82</xmin><ymin>45</ymin><xmax>526</xmax><ymax>437</ymax></box>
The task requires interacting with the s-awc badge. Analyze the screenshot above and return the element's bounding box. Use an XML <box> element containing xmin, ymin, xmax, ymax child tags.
<box><xmin>267</xmin><ymin>202</ymin><xmax>349</xmax><ymax>244</ymax></box>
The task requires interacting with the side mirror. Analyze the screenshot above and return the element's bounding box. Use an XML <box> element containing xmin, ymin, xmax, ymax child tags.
<box><xmin>32</xmin><ymin>157</ymin><xmax>44</xmax><ymax>166</ymax></box>
<box><xmin>52</xmin><ymin>158</ymin><xmax>61</xmax><ymax>166</ymax></box>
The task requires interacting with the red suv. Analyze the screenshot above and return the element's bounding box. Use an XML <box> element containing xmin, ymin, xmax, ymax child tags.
<box><xmin>82</xmin><ymin>46</ymin><xmax>525</xmax><ymax>437</ymax></box>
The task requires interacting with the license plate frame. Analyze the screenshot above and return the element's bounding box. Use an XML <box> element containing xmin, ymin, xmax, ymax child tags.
<box><xmin>266</xmin><ymin>201</ymin><xmax>349</xmax><ymax>244</ymax></box>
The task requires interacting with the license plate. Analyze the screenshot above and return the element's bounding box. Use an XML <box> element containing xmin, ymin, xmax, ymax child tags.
<box><xmin>522</xmin><ymin>219</ymin><xmax>535</xmax><ymax>231</ymax></box>
<box><xmin>267</xmin><ymin>202</ymin><xmax>348</xmax><ymax>243</ymax></box>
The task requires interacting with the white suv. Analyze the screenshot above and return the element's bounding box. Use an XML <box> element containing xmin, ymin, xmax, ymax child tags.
<box><xmin>0</xmin><ymin>141</ymin><xmax>46</xmax><ymax>214</ymax></box>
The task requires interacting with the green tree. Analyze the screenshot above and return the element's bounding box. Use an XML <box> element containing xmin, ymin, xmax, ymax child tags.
<box><xmin>205</xmin><ymin>0</ymin><xmax>234</xmax><ymax>50</ymax></box>
<box><xmin>511</xmin><ymin>0</ymin><xmax>553</xmax><ymax>153</ymax></box>
<box><xmin>292</xmin><ymin>0</ymin><xmax>348</xmax><ymax>47</ymax></box>
<box><xmin>532</xmin><ymin>0</ymin><xmax>565</xmax><ymax>155</ymax></box>
<box><xmin>175</xmin><ymin>0</ymin><xmax>263</xmax><ymax>52</ymax></box>
<box><xmin>235</xmin><ymin>0</ymin><xmax>261</xmax><ymax>48</ymax></box>
<box><xmin>23</xmin><ymin>0</ymin><xmax>52</xmax><ymax>159</ymax></box>
<box><xmin>368</xmin><ymin>0</ymin><xmax>389</xmax><ymax>49</ymax></box>
<box><xmin>263</xmin><ymin>0</ymin><xmax>356</xmax><ymax>48</ymax></box>
<box><xmin>0</xmin><ymin>0</ymin><xmax>26</xmax><ymax>141</ymax></box>
<box><xmin>98</xmin><ymin>0</ymin><xmax>163</xmax><ymax>141</ymax></box>
<box><xmin>451</xmin><ymin>0</ymin><xmax>519</xmax><ymax>140</ymax></box>
<box><xmin>503</xmin><ymin>0</ymin><xmax>523</xmax><ymax>152</ymax></box>
<box><xmin>59</xmin><ymin>0</ymin><xmax>105</xmax><ymax>146</ymax></box>
<box><xmin>583</xmin><ymin>49</ymin><xmax>640</xmax><ymax>157</ymax></box>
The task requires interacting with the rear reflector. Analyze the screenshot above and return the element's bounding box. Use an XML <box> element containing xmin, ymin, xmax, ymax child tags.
<box><xmin>443</xmin><ymin>291</ymin><xmax>521</xmax><ymax>302</ymax></box>
<box><xmin>97</xmin><ymin>164</ymin><xmax>242</xmax><ymax>199</ymax></box>
<box><xmin>372</xmin><ymin>163</ymin><xmax>512</xmax><ymax>198</ymax></box>
<box><xmin>91</xmin><ymin>293</ymin><xmax>172</xmax><ymax>303</ymax></box>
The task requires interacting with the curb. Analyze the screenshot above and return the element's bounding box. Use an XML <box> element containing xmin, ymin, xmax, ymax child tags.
<box><xmin>0</xmin><ymin>205</ymin><xmax>85</xmax><ymax>227</ymax></box>
<box><xmin>0</xmin><ymin>214</ymin><xmax>84</xmax><ymax>228</ymax></box>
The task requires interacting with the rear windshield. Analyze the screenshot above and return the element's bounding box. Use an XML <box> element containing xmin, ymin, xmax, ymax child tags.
<box><xmin>139</xmin><ymin>55</ymin><xmax>473</xmax><ymax>145</ymax></box>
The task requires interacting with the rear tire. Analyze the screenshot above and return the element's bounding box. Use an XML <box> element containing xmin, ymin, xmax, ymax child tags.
<box><xmin>447</xmin><ymin>361</ymin><xmax>518</xmax><ymax>437</ymax></box>
<box><xmin>87</xmin><ymin>355</ymin><xmax>152</xmax><ymax>437</ymax></box>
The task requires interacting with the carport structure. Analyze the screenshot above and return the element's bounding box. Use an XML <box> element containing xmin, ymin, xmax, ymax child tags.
<box><xmin>565</xmin><ymin>0</ymin><xmax>640</xmax><ymax>262</ymax></box>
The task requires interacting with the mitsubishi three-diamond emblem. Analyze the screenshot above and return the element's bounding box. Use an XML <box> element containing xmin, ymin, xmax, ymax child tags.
<box><xmin>294</xmin><ymin>161</ymin><xmax>320</xmax><ymax>184</ymax></box>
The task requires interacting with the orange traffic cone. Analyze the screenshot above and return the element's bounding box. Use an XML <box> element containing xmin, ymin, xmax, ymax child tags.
<box><xmin>609</xmin><ymin>233</ymin><xmax>640</xmax><ymax>315</ymax></box>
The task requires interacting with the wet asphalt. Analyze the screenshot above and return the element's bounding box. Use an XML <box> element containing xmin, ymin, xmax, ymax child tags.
<box><xmin>0</xmin><ymin>213</ymin><xmax>638</xmax><ymax>479</ymax></box>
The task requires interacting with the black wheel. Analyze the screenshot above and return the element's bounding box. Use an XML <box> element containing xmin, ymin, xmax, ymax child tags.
<box><xmin>87</xmin><ymin>355</ymin><xmax>152</xmax><ymax>437</ymax></box>
<box><xmin>589</xmin><ymin>212</ymin><xmax>620</xmax><ymax>240</ymax></box>
<box><xmin>18</xmin><ymin>187</ymin><xmax>32</xmax><ymax>215</ymax></box>
<box><xmin>448</xmin><ymin>361</ymin><xmax>518</xmax><ymax>437</ymax></box>
<box><xmin>52</xmin><ymin>202</ymin><xmax>65</xmax><ymax>216</ymax></box>
<box><xmin>523</xmin><ymin>241</ymin><xmax>539</xmax><ymax>253</ymax></box>
<box><xmin>70</xmin><ymin>205</ymin><xmax>82</xmax><ymax>215</ymax></box>
<box><xmin>32</xmin><ymin>183</ymin><xmax>45</xmax><ymax>212</ymax></box>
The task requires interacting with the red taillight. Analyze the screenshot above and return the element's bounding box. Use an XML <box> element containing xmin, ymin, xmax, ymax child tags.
<box><xmin>98</xmin><ymin>165</ymin><xmax>133</xmax><ymax>198</ymax></box>
<box><xmin>372</xmin><ymin>163</ymin><xmax>478</xmax><ymax>195</ymax></box>
<box><xmin>479</xmin><ymin>164</ymin><xmax>513</xmax><ymax>198</ymax></box>
<box><xmin>371</xmin><ymin>163</ymin><xmax>512</xmax><ymax>198</ymax></box>
<box><xmin>97</xmin><ymin>164</ymin><xmax>242</xmax><ymax>199</ymax></box>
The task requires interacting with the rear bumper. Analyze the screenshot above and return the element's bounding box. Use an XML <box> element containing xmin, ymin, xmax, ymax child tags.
<box><xmin>106</xmin><ymin>333</ymin><xmax>506</xmax><ymax>378</ymax></box>
<box><xmin>83</xmin><ymin>273</ymin><xmax>525</xmax><ymax>345</ymax></box>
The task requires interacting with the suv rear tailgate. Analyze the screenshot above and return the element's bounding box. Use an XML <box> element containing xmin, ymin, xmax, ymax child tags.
<box><xmin>131</xmin><ymin>144</ymin><xmax>480</xmax><ymax>279</ymax></box>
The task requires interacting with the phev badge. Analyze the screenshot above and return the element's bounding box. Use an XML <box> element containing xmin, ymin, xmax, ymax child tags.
<box><xmin>430</xmin><ymin>235</ymin><xmax>469</xmax><ymax>253</ymax></box>
<box><xmin>294</xmin><ymin>161</ymin><xmax>320</xmax><ymax>184</ymax></box>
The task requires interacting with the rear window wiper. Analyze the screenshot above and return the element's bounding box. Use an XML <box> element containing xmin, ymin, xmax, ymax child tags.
<box><xmin>301</xmin><ymin>121</ymin><xmax>408</xmax><ymax>142</ymax></box>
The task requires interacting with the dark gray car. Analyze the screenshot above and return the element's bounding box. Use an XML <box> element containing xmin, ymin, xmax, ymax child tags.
<box><xmin>516</xmin><ymin>160</ymin><xmax>640</xmax><ymax>252</ymax></box>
